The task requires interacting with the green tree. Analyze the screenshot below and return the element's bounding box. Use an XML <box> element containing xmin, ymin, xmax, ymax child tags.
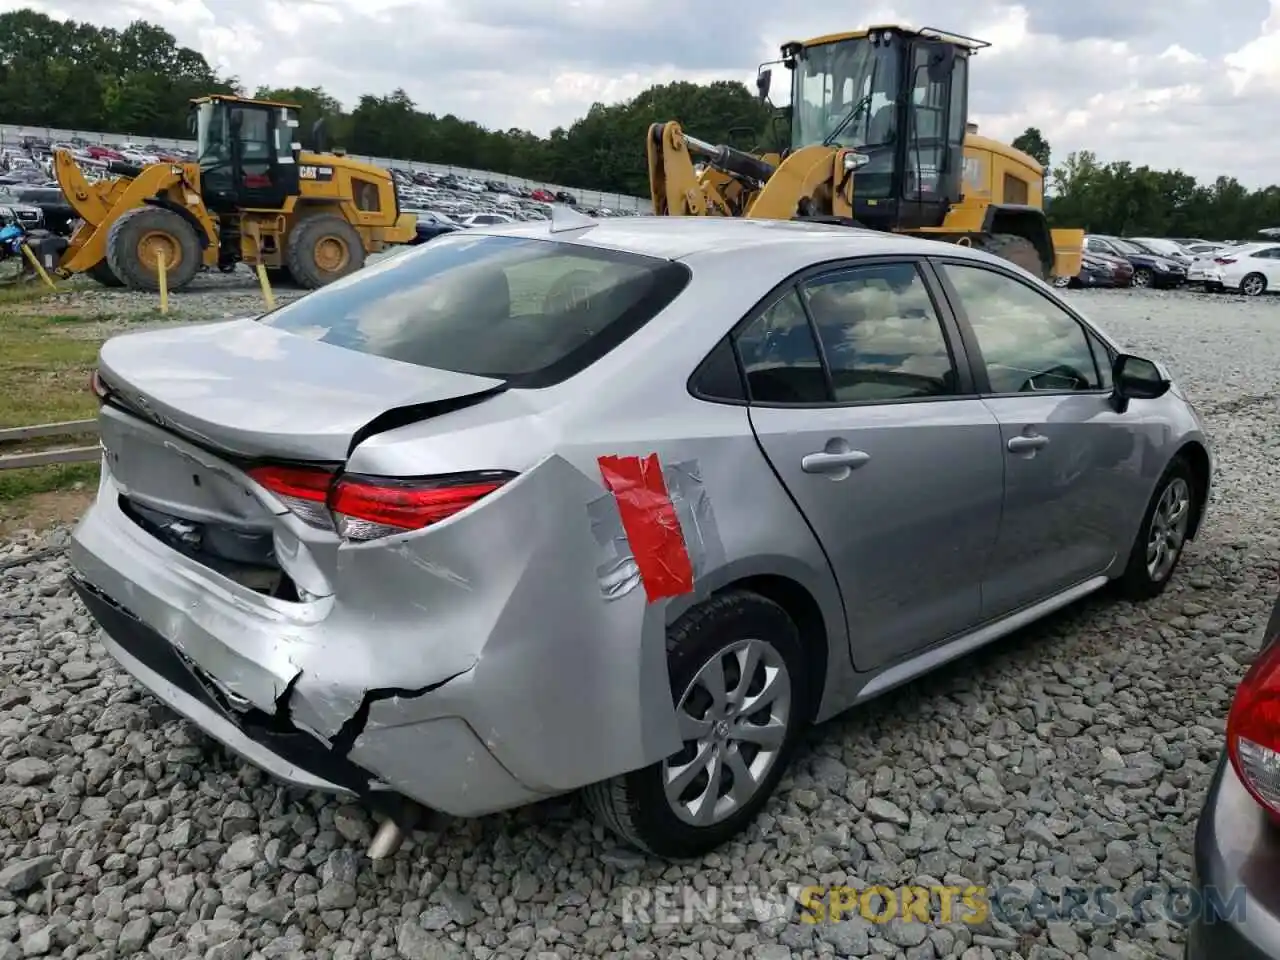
<box><xmin>1011</xmin><ymin>126</ymin><xmax>1051</xmax><ymax>169</ymax></box>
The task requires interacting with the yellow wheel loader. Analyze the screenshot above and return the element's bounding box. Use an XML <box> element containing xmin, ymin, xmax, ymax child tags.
<box><xmin>646</xmin><ymin>25</ymin><xmax>1084</xmax><ymax>282</ymax></box>
<box><xmin>55</xmin><ymin>94</ymin><xmax>417</xmax><ymax>293</ymax></box>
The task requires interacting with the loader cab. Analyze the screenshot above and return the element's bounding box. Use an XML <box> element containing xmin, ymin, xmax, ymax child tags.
<box><xmin>784</xmin><ymin>27</ymin><xmax>985</xmax><ymax>230</ymax></box>
<box><xmin>191</xmin><ymin>95</ymin><xmax>302</xmax><ymax>213</ymax></box>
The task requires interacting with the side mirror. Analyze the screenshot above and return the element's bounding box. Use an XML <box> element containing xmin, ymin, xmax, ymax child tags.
<box><xmin>1110</xmin><ymin>353</ymin><xmax>1170</xmax><ymax>413</ymax></box>
<box><xmin>843</xmin><ymin>151</ymin><xmax>871</xmax><ymax>172</ymax></box>
<box><xmin>757</xmin><ymin>68</ymin><xmax>772</xmax><ymax>102</ymax></box>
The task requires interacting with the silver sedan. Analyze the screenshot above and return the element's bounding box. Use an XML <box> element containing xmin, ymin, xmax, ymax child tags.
<box><xmin>69</xmin><ymin>216</ymin><xmax>1213</xmax><ymax>858</ymax></box>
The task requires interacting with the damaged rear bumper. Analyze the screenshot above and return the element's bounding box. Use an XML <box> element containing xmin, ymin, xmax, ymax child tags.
<box><xmin>67</xmin><ymin>471</ymin><xmax>557</xmax><ymax>818</ymax></box>
<box><xmin>72</xmin><ymin>575</ymin><xmax>549</xmax><ymax>817</ymax></box>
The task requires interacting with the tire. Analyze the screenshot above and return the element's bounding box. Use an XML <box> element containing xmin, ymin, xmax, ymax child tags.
<box><xmin>582</xmin><ymin>591</ymin><xmax>811</xmax><ymax>859</ymax></box>
<box><xmin>1115</xmin><ymin>456</ymin><xmax>1196</xmax><ymax>601</ymax></box>
<box><xmin>1132</xmin><ymin>267</ymin><xmax>1153</xmax><ymax>288</ymax></box>
<box><xmin>285</xmin><ymin>214</ymin><xmax>366</xmax><ymax>289</ymax></box>
<box><xmin>105</xmin><ymin>206</ymin><xmax>201</xmax><ymax>292</ymax></box>
<box><xmin>1241</xmin><ymin>272</ymin><xmax>1267</xmax><ymax>297</ymax></box>
<box><xmin>970</xmin><ymin>233</ymin><xmax>1046</xmax><ymax>281</ymax></box>
<box><xmin>86</xmin><ymin>259</ymin><xmax>123</xmax><ymax>287</ymax></box>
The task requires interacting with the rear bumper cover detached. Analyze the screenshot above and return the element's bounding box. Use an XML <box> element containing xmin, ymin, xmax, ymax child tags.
<box><xmin>69</xmin><ymin>454</ymin><xmax>680</xmax><ymax>817</ymax></box>
<box><xmin>71</xmin><ymin>575</ymin><xmax>542</xmax><ymax>817</ymax></box>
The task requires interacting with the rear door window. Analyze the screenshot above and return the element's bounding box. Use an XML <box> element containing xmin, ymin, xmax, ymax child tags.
<box><xmin>260</xmin><ymin>234</ymin><xmax>690</xmax><ymax>387</ymax></box>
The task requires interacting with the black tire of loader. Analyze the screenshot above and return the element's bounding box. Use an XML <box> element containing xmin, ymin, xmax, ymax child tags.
<box><xmin>285</xmin><ymin>215</ymin><xmax>366</xmax><ymax>289</ymax></box>
<box><xmin>970</xmin><ymin>233</ymin><xmax>1047</xmax><ymax>281</ymax></box>
<box><xmin>105</xmin><ymin>206</ymin><xmax>201</xmax><ymax>292</ymax></box>
<box><xmin>86</xmin><ymin>260</ymin><xmax>124</xmax><ymax>287</ymax></box>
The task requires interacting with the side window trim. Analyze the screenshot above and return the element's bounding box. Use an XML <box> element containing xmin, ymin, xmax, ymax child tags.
<box><xmin>926</xmin><ymin>256</ymin><xmax>1112</xmax><ymax>397</ymax></box>
<box><xmin>686</xmin><ymin>255</ymin><xmax>978</xmax><ymax>409</ymax></box>
<box><xmin>1083</xmin><ymin>326</ymin><xmax>1115</xmax><ymax>389</ymax></box>
<box><xmin>792</xmin><ymin>285</ymin><xmax>839</xmax><ymax>402</ymax></box>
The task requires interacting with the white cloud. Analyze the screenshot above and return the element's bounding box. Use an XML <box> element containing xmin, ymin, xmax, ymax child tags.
<box><xmin>4</xmin><ymin>0</ymin><xmax>1280</xmax><ymax>186</ymax></box>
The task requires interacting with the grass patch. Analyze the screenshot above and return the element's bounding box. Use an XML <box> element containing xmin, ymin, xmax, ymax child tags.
<box><xmin>0</xmin><ymin>463</ymin><xmax>99</xmax><ymax>502</ymax></box>
<box><xmin>0</xmin><ymin>280</ymin><xmax>67</xmax><ymax>306</ymax></box>
<box><xmin>0</xmin><ymin>315</ymin><xmax>101</xmax><ymax>429</ymax></box>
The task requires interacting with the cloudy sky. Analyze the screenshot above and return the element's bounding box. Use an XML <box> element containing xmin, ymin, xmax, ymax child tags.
<box><xmin>7</xmin><ymin>0</ymin><xmax>1280</xmax><ymax>187</ymax></box>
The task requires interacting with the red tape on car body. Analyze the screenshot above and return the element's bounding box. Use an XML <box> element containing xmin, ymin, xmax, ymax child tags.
<box><xmin>597</xmin><ymin>453</ymin><xmax>695</xmax><ymax>603</ymax></box>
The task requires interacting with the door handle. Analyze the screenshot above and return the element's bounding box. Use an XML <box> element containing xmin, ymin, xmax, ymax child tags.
<box><xmin>1007</xmin><ymin>434</ymin><xmax>1050</xmax><ymax>453</ymax></box>
<box><xmin>801</xmin><ymin>450</ymin><xmax>871</xmax><ymax>473</ymax></box>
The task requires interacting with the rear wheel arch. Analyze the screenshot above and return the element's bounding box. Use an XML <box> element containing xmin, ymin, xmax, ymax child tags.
<box><xmin>714</xmin><ymin>574</ymin><xmax>829</xmax><ymax>723</ymax></box>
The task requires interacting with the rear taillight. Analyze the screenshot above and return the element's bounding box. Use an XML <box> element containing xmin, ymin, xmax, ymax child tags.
<box><xmin>247</xmin><ymin>464</ymin><xmax>336</xmax><ymax>528</ymax></box>
<box><xmin>89</xmin><ymin>370</ymin><xmax>107</xmax><ymax>401</ymax></box>
<box><xmin>247</xmin><ymin>465</ymin><xmax>513</xmax><ymax>541</ymax></box>
<box><xmin>1214</xmin><ymin>257</ymin><xmax>1236</xmax><ymax>264</ymax></box>
<box><xmin>330</xmin><ymin>472</ymin><xmax>513</xmax><ymax>541</ymax></box>
<box><xmin>1227</xmin><ymin>638</ymin><xmax>1280</xmax><ymax>821</ymax></box>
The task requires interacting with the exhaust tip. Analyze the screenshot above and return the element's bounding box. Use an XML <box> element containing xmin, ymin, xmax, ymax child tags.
<box><xmin>366</xmin><ymin>798</ymin><xmax>423</xmax><ymax>860</ymax></box>
<box><xmin>367</xmin><ymin>818</ymin><xmax>405</xmax><ymax>860</ymax></box>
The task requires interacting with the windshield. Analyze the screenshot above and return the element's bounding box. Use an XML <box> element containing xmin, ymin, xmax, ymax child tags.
<box><xmin>1108</xmin><ymin>239</ymin><xmax>1142</xmax><ymax>255</ymax></box>
<box><xmin>259</xmin><ymin>234</ymin><xmax>691</xmax><ymax>388</ymax></box>
<box><xmin>791</xmin><ymin>37</ymin><xmax>900</xmax><ymax>150</ymax></box>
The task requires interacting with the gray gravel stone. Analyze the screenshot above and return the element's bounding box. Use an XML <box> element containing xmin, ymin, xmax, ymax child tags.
<box><xmin>0</xmin><ymin>286</ymin><xmax>1265</xmax><ymax>959</ymax></box>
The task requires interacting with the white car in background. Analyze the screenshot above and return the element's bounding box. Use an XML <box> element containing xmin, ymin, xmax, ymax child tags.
<box><xmin>1199</xmin><ymin>242</ymin><xmax>1280</xmax><ymax>296</ymax></box>
<box><xmin>457</xmin><ymin>212</ymin><xmax>514</xmax><ymax>227</ymax></box>
<box><xmin>1186</xmin><ymin>244</ymin><xmax>1229</xmax><ymax>284</ymax></box>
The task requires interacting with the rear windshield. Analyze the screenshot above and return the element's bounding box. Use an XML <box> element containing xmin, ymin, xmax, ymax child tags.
<box><xmin>260</xmin><ymin>233</ymin><xmax>690</xmax><ymax>387</ymax></box>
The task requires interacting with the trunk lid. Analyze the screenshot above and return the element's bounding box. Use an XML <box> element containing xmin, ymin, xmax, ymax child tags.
<box><xmin>97</xmin><ymin>319</ymin><xmax>507</xmax><ymax>462</ymax></box>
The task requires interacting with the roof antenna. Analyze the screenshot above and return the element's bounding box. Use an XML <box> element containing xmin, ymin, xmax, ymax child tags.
<box><xmin>549</xmin><ymin>204</ymin><xmax>597</xmax><ymax>234</ymax></box>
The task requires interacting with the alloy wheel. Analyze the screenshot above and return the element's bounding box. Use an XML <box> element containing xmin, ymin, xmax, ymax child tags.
<box><xmin>1147</xmin><ymin>476</ymin><xmax>1191</xmax><ymax>582</ymax></box>
<box><xmin>662</xmin><ymin>637</ymin><xmax>792</xmax><ymax>827</ymax></box>
<box><xmin>1243</xmin><ymin>275</ymin><xmax>1266</xmax><ymax>297</ymax></box>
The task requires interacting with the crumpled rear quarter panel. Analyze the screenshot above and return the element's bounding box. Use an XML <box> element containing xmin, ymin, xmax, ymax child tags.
<box><xmin>325</xmin><ymin>453</ymin><xmax>679</xmax><ymax>794</ymax></box>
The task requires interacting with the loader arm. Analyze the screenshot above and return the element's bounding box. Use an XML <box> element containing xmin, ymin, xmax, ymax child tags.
<box><xmin>647</xmin><ymin>122</ymin><xmax>729</xmax><ymax>216</ymax></box>
<box><xmin>745</xmin><ymin>145</ymin><xmax>856</xmax><ymax>221</ymax></box>
<box><xmin>55</xmin><ymin>150</ymin><xmax>205</xmax><ymax>276</ymax></box>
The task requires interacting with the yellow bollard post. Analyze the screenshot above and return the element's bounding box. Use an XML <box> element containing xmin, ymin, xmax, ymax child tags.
<box><xmin>20</xmin><ymin>244</ymin><xmax>57</xmax><ymax>290</ymax></box>
<box><xmin>157</xmin><ymin>251</ymin><xmax>168</xmax><ymax>315</ymax></box>
<box><xmin>255</xmin><ymin>263</ymin><xmax>276</xmax><ymax>311</ymax></box>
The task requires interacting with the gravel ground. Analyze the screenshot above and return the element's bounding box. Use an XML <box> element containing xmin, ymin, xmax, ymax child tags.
<box><xmin>1</xmin><ymin>285</ymin><xmax>1277</xmax><ymax>960</ymax></box>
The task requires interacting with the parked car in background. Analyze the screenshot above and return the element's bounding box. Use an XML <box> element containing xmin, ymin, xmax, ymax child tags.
<box><xmin>68</xmin><ymin>219</ymin><xmax>1213</xmax><ymax>858</ymax></box>
<box><xmin>457</xmin><ymin>212</ymin><xmax>514</xmax><ymax>227</ymax></box>
<box><xmin>1128</xmin><ymin>237</ymin><xmax>1194</xmax><ymax>266</ymax></box>
<box><xmin>5</xmin><ymin>185</ymin><xmax>75</xmax><ymax>235</ymax></box>
<box><xmin>1085</xmin><ymin>235</ymin><xmax>1187</xmax><ymax>289</ymax></box>
<box><xmin>1199</xmin><ymin>242</ymin><xmax>1280</xmax><ymax>296</ymax></box>
<box><xmin>1183</xmin><ymin>242</ymin><xmax>1225</xmax><ymax>255</ymax></box>
<box><xmin>1187</xmin><ymin>589</ymin><xmax>1280</xmax><ymax>960</ymax></box>
<box><xmin>0</xmin><ymin>188</ymin><xmax>46</xmax><ymax>231</ymax></box>
<box><xmin>405</xmin><ymin>209</ymin><xmax>461</xmax><ymax>244</ymax></box>
<box><xmin>1055</xmin><ymin>251</ymin><xmax>1134</xmax><ymax>289</ymax></box>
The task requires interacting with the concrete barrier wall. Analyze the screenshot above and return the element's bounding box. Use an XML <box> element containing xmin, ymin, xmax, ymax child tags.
<box><xmin>0</xmin><ymin>123</ymin><xmax>649</xmax><ymax>213</ymax></box>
